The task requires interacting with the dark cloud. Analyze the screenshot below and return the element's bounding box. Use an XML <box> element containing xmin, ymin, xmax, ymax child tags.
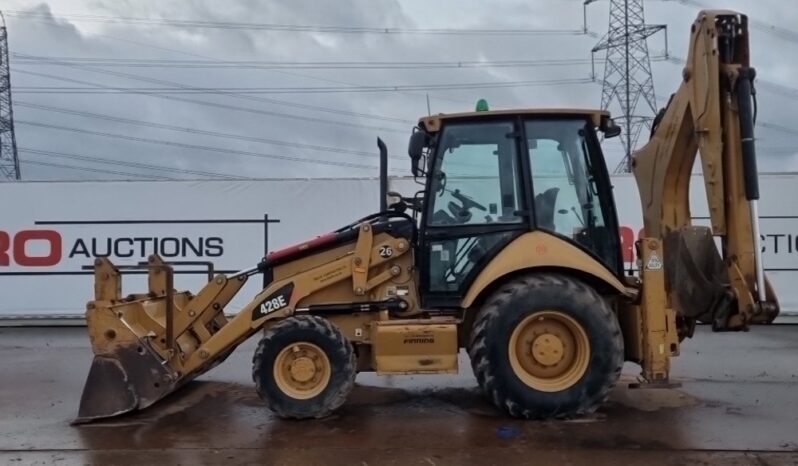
<box><xmin>4</xmin><ymin>0</ymin><xmax>796</xmax><ymax>181</ymax></box>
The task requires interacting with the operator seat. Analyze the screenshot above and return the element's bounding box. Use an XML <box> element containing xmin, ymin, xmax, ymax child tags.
<box><xmin>534</xmin><ymin>187</ymin><xmax>560</xmax><ymax>231</ymax></box>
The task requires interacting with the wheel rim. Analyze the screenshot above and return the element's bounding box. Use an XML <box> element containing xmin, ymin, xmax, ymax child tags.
<box><xmin>273</xmin><ymin>342</ymin><xmax>331</xmax><ymax>400</ymax></box>
<box><xmin>508</xmin><ymin>310</ymin><xmax>590</xmax><ymax>392</ymax></box>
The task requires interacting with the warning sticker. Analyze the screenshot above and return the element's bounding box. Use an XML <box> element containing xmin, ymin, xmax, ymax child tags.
<box><xmin>645</xmin><ymin>253</ymin><xmax>663</xmax><ymax>270</ymax></box>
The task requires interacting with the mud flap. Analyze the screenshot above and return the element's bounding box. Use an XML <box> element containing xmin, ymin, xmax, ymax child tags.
<box><xmin>74</xmin><ymin>344</ymin><xmax>177</xmax><ymax>423</ymax></box>
<box><xmin>664</xmin><ymin>226</ymin><xmax>734</xmax><ymax>328</ymax></box>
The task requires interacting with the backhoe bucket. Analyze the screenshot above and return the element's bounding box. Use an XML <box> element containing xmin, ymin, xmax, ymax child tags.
<box><xmin>664</xmin><ymin>226</ymin><xmax>731</xmax><ymax>324</ymax></box>
<box><xmin>664</xmin><ymin>226</ymin><xmax>780</xmax><ymax>328</ymax></box>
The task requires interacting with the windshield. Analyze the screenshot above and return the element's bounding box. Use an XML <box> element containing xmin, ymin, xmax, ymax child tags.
<box><xmin>427</xmin><ymin>121</ymin><xmax>523</xmax><ymax>226</ymax></box>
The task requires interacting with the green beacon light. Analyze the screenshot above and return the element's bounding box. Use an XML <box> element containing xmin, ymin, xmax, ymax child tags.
<box><xmin>475</xmin><ymin>98</ymin><xmax>489</xmax><ymax>112</ymax></box>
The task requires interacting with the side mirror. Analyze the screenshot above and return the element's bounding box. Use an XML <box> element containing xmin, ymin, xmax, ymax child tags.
<box><xmin>601</xmin><ymin>117</ymin><xmax>622</xmax><ymax>139</ymax></box>
<box><xmin>408</xmin><ymin>130</ymin><xmax>429</xmax><ymax>177</ymax></box>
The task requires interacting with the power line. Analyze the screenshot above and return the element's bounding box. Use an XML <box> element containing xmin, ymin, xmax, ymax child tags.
<box><xmin>14</xmin><ymin>119</ymin><xmax>400</xmax><ymax>171</ymax></box>
<box><xmin>9</xmin><ymin>55</ymin><xmax>663</xmax><ymax>70</ymax></box>
<box><xmin>10</xmin><ymin>51</ymin><xmax>597</xmax><ymax>110</ymax></box>
<box><xmin>649</xmin><ymin>88</ymin><xmax>798</xmax><ymax>137</ymax></box>
<box><xmin>748</xmin><ymin>18</ymin><xmax>798</xmax><ymax>43</ymax></box>
<box><xmin>648</xmin><ymin>53</ymin><xmax>798</xmax><ymax>136</ymax></box>
<box><xmin>662</xmin><ymin>54</ymin><xmax>798</xmax><ymax>102</ymax></box>
<box><xmin>6</xmin><ymin>14</ymin><xmax>485</xmax><ymax>109</ymax></box>
<box><xmin>16</xmin><ymin>103</ymin><xmax>497</xmax><ymax>173</ymax></box>
<box><xmin>20</xmin><ymin>158</ymin><xmax>172</xmax><ymax>179</ymax></box>
<box><xmin>12</xmin><ymin>78</ymin><xmax>596</xmax><ymax>94</ymax></box>
<box><xmin>657</xmin><ymin>0</ymin><xmax>798</xmax><ymax>44</ymax></box>
<box><xmin>15</xmin><ymin>101</ymin><xmax>385</xmax><ymax>159</ymax></box>
<box><xmin>18</xmin><ymin>147</ymin><xmax>248</xmax><ymax>180</ymax></box>
<box><xmin>759</xmin><ymin>147</ymin><xmax>798</xmax><ymax>154</ymax></box>
<box><xmin>10</xmin><ymin>53</ymin><xmax>594</xmax><ymax>95</ymax></box>
<box><xmin>12</xmin><ymin>68</ymin><xmax>408</xmax><ymax>133</ymax></box>
<box><xmin>4</xmin><ymin>10</ymin><xmax>586</xmax><ymax>36</ymax></box>
<box><xmin>12</xmin><ymin>53</ymin><xmax>413</xmax><ymax>125</ymax></box>
<box><xmin>655</xmin><ymin>54</ymin><xmax>798</xmax><ymax>140</ymax></box>
<box><xmin>757</xmin><ymin>121</ymin><xmax>798</xmax><ymax>136</ymax></box>
<box><xmin>757</xmin><ymin>80</ymin><xmax>798</xmax><ymax>101</ymax></box>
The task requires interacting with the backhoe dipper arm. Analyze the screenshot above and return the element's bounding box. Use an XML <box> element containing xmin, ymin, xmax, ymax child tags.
<box><xmin>630</xmin><ymin>10</ymin><xmax>779</xmax><ymax>382</ymax></box>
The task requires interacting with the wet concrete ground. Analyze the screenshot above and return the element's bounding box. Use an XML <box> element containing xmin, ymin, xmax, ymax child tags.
<box><xmin>1</xmin><ymin>326</ymin><xmax>797</xmax><ymax>465</ymax></box>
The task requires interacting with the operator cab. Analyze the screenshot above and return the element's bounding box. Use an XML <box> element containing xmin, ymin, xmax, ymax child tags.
<box><xmin>406</xmin><ymin>102</ymin><xmax>623</xmax><ymax>307</ymax></box>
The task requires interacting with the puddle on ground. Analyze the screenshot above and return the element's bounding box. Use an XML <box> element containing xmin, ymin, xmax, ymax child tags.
<box><xmin>608</xmin><ymin>377</ymin><xmax>700</xmax><ymax>412</ymax></box>
<box><xmin>75</xmin><ymin>374</ymin><xmax>699</xmax><ymax>432</ymax></box>
<box><xmin>78</xmin><ymin>381</ymin><xmax>250</xmax><ymax>427</ymax></box>
<box><xmin>344</xmin><ymin>384</ymin><xmax>414</xmax><ymax>406</ymax></box>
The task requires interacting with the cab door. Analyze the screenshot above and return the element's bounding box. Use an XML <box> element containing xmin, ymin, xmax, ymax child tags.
<box><xmin>419</xmin><ymin>119</ymin><xmax>531</xmax><ymax>307</ymax></box>
<box><xmin>525</xmin><ymin>117</ymin><xmax>622</xmax><ymax>274</ymax></box>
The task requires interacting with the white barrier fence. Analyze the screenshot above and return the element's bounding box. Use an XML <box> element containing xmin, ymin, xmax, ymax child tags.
<box><xmin>0</xmin><ymin>175</ymin><xmax>795</xmax><ymax>320</ymax></box>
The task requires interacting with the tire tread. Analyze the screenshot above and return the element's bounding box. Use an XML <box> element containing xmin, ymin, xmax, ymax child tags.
<box><xmin>468</xmin><ymin>273</ymin><xmax>623</xmax><ymax>419</ymax></box>
<box><xmin>252</xmin><ymin>315</ymin><xmax>356</xmax><ymax>419</ymax></box>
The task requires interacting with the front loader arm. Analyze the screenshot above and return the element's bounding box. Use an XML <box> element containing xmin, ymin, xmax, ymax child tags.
<box><xmin>77</xmin><ymin>217</ymin><xmax>413</xmax><ymax>422</ymax></box>
<box><xmin>633</xmin><ymin>10</ymin><xmax>779</xmax><ymax>332</ymax></box>
<box><xmin>182</xmin><ymin>222</ymin><xmax>411</xmax><ymax>374</ymax></box>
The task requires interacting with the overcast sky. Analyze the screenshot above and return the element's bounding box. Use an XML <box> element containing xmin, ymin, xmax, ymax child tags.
<box><xmin>2</xmin><ymin>0</ymin><xmax>797</xmax><ymax>181</ymax></box>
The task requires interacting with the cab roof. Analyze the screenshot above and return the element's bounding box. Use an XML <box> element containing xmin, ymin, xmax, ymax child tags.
<box><xmin>418</xmin><ymin>108</ymin><xmax>611</xmax><ymax>133</ymax></box>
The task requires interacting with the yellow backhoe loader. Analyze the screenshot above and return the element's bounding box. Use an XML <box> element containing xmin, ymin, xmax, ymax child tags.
<box><xmin>76</xmin><ymin>9</ymin><xmax>779</xmax><ymax>422</ymax></box>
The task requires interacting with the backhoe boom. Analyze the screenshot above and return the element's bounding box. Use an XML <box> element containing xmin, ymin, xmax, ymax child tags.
<box><xmin>632</xmin><ymin>10</ymin><xmax>779</xmax><ymax>381</ymax></box>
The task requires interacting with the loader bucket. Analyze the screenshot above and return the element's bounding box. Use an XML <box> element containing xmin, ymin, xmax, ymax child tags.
<box><xmin>75</xmin><ymin>256</ymin><xmax>242</xmax><ymax>422</ymax></box>
<box><xmin>76</xmin><ymin>346</ymin><xmax>178</xmax><ymax>423</ymax></box>
<box><xmin>75</xmin><ymin>256</ymin><xmax>187</xmax><ymax>423</ymax></box>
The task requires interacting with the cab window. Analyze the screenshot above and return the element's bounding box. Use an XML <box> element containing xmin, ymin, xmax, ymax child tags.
<box><xmin>526</xmin><ymin>118</ymin><xmax>617</xmax><ymax>271</ymax></box>
<box><xmin>427</xmin><ymin>121</ymin><xmax>522</xmax><ymax>226</ymax></box>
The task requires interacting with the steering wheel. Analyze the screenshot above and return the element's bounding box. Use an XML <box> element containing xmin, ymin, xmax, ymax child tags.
<box><xmin>451</xmin><ymin>189</ymin><xmax>486</xmax><ymax>212</ymax></box>
<box><xmin>445</xmin><ymin>189</ymin><xmax>487</xmax><ymax>224</ymax></box>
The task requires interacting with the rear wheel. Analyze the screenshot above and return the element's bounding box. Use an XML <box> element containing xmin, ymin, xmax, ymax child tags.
<box><xmin>468</xmin><ymin>273</ymin><xmax>623</xmax><ymax>419</ymax></box>
<box><xmin>252</xmin><ymin>315</ymin><xmax>356</xmax><ymax>419</ymax></box>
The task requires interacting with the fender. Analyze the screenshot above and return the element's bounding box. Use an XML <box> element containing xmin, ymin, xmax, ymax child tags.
<box><xmin>461</xmin><ymin>231</ymin><xmax>634</xmax><ymax>308</ymax></box>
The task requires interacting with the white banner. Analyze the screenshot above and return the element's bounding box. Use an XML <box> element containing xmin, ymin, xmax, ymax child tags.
<box><xmin>0</xmin><ymin>179</ymin><xmax>379</xmax><ymax>318</ymax></box>
<box><xmin>0</xmin><ymin>175</ymin><xmax>795</xmax><ymax>318</ymax></box>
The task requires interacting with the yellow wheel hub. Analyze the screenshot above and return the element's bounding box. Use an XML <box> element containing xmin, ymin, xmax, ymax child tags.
<box><xmin>532</xmin><ymin>334</ymin><xmax>565</xmax><ymax>366</ymax></box>
<box><xmin>509</xmin><ymin>311</ymin><xmax>590</xmax><ymax>392</ymax></box>
<box><xmin>274</xmin><ymin>342</ymin><xmax>331</xmax><ymax>400</ymax></box>
<box><xmin>289</xmin><ymin>357</ymin><xmax>317</xmax><ymax>382</ymax></box>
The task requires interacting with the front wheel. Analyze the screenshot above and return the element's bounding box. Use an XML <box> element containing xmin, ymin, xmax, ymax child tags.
<box><xmin>468</xmin><ymin>273</ymin><xmax>623</xmax><ymax>419</ymax></box>
<box><xmin>252</xmin><ymin>315</ymin><xmax>356</xmax><ymax>419</ymax></box>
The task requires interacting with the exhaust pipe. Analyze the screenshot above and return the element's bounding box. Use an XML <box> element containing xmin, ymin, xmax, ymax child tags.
<box><xmin>378</xmin><ymin>137</ymin><xmax>388</xmax><ymax>212</ymax></box>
